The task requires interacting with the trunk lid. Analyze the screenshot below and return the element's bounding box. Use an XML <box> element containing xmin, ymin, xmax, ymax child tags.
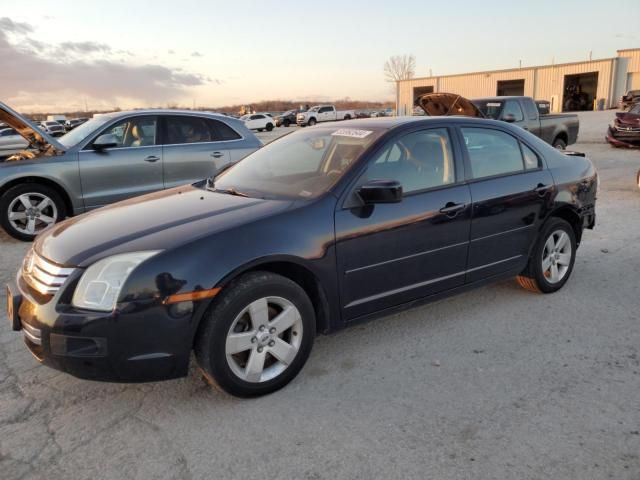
<box><xmin>417</xmin><ymin>93</ymin><xmax>484</xmax><ymax>118</ymax></box>
<box><xmin>0</xmin><ymin>102</ymin><xmax>66</xmax><ymax>154</ymax></box>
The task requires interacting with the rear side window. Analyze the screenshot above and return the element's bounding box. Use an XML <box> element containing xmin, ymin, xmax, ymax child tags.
<box><xmin>521</xmin><ymin>143</ymin><xmax>541</xmax><ymax>170</ymax></box>
<box><xmin>523</xmin><ymin>99</ymin><xmax>539</xmax><ymax>120</ymax></box>
<box><xmin>208</xmin><ymin>119</ymin><xmax>241</xmax><ymax>141</ymax></box>
<box><xmin>461</xmin><ymin>128</ymin><xmax>523</xmax><ymax>179</ymax></box>
<box><xmin>502</xmin><ymin>100</ymin><xmax>524</xmax><ymax>121</ymax></box>
<box><xmin>319</xmin><ymin>107</ymin><xmax>333</xmax><ymax>113</ymax></box>
<box><xmin>166</xmin><ymin>116</ymin><xmax>213</xmax><ymax>144</ymax></box>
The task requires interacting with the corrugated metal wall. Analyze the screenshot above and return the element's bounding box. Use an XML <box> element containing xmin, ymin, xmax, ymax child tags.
<box><xmin>618</xmin><ymin>49</ymin><xmax>640</xmax><ymax>73</ymax></box>
<box><xmin>397</xmin><ymin>56</ymin><xmax>628</xmax><ymax>114</ymax></box>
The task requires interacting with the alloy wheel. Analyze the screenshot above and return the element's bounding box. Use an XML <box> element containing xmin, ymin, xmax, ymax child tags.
<box><xmin>7</xmin><ymin>193</ymin><xmax>58</xmax><ymax>235</ymax></box>
<box><xmin>541</xmin><ymin>229</ymin><xmax>572</xmax><ymax>283</ymax></box>
<box><xmin>225</xmin><ymin>296</ymin><xmax>303</xmax><ymax>383</ymax></box>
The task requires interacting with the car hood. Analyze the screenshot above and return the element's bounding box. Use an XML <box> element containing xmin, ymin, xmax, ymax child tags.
<box><xmin>0</xmin><ymin>102</ymin><xmax>66</xmax><ymax>154</ymax></box>
<box><xmin>614</xmin><ymin>111</ymin><xmax>640</xmax><ymax>126</ymax></box>
<box><xmin>417</xmin><ymin>93</ymin><xmax>484</xmax><ymax>117</ymax></box>
<box><xmin>35</xmin><ymin>185</ymin><xmax>293</xmax><ymax>267</ymax></box>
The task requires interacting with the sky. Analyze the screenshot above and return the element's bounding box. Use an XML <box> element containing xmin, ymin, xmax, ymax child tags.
<box><xmin>1</xmin><ymin>0</ymin><xmax>639</xmax><ymax>112</ymax></box>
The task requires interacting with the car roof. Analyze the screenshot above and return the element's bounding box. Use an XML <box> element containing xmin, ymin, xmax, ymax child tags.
<box><xmin>316</xmin><ymin>116</ymin><xmax>510</xmax><ymax>130</ymax></box>
<box><xmin>96</xmin><ymin>109</ymin><xmax>231</xmax><ymax>121</ymax></box>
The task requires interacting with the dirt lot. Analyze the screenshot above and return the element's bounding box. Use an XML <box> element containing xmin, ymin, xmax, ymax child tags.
<box><xmin>1</xmin><ymin>111</ymin><xmax>639</xmax><ymax>480</ymax></box>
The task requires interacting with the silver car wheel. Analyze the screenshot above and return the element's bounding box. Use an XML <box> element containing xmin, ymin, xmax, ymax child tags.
<box><xmin>541</xmin><ymin>229</ymin><xmax>572</xmax><ymax>284</ymax></box>
<box><xmin>7</xmin><ymin>193</ymin><xmax>58</xmax><ymax>235</ymax></box>
<box><xmin>225</xmin><ymin>296</ymin><xmax>303</xmax><ymax>383</ymax></box>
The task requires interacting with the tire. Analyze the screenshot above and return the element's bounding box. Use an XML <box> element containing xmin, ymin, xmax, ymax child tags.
<box><xmin>517</xmin><ymin>218</ymin><xmax>577</xmax><ymax>294</ymax></box>
<box><xmin>308</xmin><ymin>118</ymin><xmax>317</xmax><ymax>127</ymax></box>
<box><xmin>344</xmin><ymin>115</ymin><xmax>351</xmax><ymax>120</ymax></box>
<box><xmin>283</xmin><ymin>120</ymin><xmax>291</xmax><ymax>128</ymax></box>
<box><xmin>257</xmin><ymin>128</ymin><xmax>264</xmax><ymax>132</ymax></box>
<box><xmin>0</xmin><ymin>183</ymin><xmax>66</xmax><ymax>241</ymax></box>
<box><xmin>266</xmin><ymin>123</ymin><xmax>274</xmax><ymax>132</ymax></box>
<box><xmin>552</xmin><ymin>137</ymin><xmax>567</xmax><ymax>150</ymax></box>
<box><xmin>636</xmin><ymin>169</ymin><xmax>640</xmax><ymax>189</ymax></box>
<box><xmin>195</xmin><ymin>271</ymin><xmax>315</xmax><ymax>397</ymax></box>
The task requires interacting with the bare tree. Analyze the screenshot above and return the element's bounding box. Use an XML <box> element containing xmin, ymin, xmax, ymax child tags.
<box><xmin>384</xmin><ymin>55</ymin><xmax>416</xmax><ymax>83</ymax></box>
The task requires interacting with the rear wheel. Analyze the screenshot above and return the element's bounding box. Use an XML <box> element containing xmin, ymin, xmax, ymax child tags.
<box><xmin>0</xmin><ymin>184</ymin><xmax>66</xmax><ymax>241</ymax></box>
<box><xmin>517</xmin><ymin>218</ymin><xmax>576</xmax><ymax>293</ymax></box>
<box><xmin>552</xmin><ymin>137</ymin><xmax>567</xmax><ymax>150</ymax></box>
<box><xmin>195</xmin><ymin>271</ymin><xmax>315</xmax><ymax>397</ymax></box>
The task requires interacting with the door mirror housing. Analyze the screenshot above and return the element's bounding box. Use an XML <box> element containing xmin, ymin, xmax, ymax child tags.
<box><xmin>93</xmin><ymin>134</ymin><xmax>118</xmax><ymax>150</ymax></box>
<box><xmin>357</xmin><ymin>180</ymin><xmax>403</xmax><ymax>204</ymax></box>
<box><xmin>502</xmin><ymin>113</ymin><xmax>517</xmax><ymax>123</ymax></box>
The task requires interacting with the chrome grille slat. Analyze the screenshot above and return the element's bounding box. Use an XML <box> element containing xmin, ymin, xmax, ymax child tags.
<box><xmin>22</xmin><ymin>321</ymin><xmax>42</xmax><ymax>345</ymax></box>
<box><xmin>22</xmin><ymin>250</ymin><xmax>76</xmax><ymax>296</ymax></box>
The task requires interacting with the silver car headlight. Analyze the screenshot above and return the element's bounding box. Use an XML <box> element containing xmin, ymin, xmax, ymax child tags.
<box><xmin>72</xmin><ymin>251</ymin><xmax>161</xmax><ymax>312</ymax></box>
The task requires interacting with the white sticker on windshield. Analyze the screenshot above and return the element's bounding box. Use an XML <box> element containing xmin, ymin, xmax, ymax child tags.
<box><xmin>486</xmin><ymin>102</ymin><xmax>502</xmax><ymax>107</ymax></box>
<box><xmin>331</xmin><ymin>128</ymin><xmax>373</xmax><ymax>139</ymax></box>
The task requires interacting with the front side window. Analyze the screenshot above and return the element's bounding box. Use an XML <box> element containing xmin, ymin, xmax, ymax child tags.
<box><xmin>166</xmin><ymin>116</ymin><xmax>212</xmax><ymax>144</ymax></box>
<box><xmin>212</xmin><ymin>127</ymin><xmax>384</xmax><ymax>199</ymax></box>
<box><xmin>502</xmin><ymin>100</ymin><xmax>524</xmax><ymax>121</ymax></box>
<box><xmin>93</xmin><ymin>117</ymin><xmax>157</xmax><ymax>149</ymax></box>
<box><xmin>461</xmin><ymin>128</ymin><xmax>524</xmax><ymax>179</ymax></box>
<box><xmin>361</xmin><ymin>128</ymin><xmax>455</xmax><ymax>194</ymax></box>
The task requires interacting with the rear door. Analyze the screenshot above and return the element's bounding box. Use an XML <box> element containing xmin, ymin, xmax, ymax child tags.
<box><xmin>78</xmin><ymin>115</ymin><xmax>163</xmax><ymax>208</ymax></box>
<box><xmin>459</xmin><ymin>125</ymin><xmax>554</xmax><ymax>282</ymax></box>
<box><xmin>162</xmin><ymin>115</ymin><xmax>231</xmax><ymax>189</ymax></box>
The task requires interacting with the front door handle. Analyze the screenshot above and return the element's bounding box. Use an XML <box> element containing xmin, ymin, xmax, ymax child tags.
<box><xmin>144</xmin><ymin>155</ymin><xmax>160</xmax><ymax>163</ymax></box>
<box><xmin>534</xmin><ymin>183</ymin><xmax>552</xmax><ymax>196</ymax></box>
<box><xmin>439</xmin><ymin>202</ymin><xmax>466</xmax><ymax>217</ymax></box>
<box><xmin>211</xmin><ymin>152</ymin><xmax>224</xmax><ymax>158</ymax></box>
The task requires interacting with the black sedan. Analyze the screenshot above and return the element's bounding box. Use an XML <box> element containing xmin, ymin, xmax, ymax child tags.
<box><xmin>275</xmin><ymin>109</ymin><xmax>304</xmax><ymax>127</ymax></box>
<box><xmin>6</xmin><ymin>117</ymin><xmax>598</xmax><ymax>397</ymax></box>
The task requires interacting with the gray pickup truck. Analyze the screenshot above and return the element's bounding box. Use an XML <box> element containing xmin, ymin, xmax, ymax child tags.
<box><xmin>0</xmin><ymin>102</ymin><xmax>261</xmax><ymax>241</ymax></box>
<box><xmin>418</xmin><ymin>93</ymin><xmax>579</xmax><ymax>149</ymax></box>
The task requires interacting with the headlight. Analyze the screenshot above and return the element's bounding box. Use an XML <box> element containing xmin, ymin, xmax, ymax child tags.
<box><xmin>72</xmin><ymin>251</ymin><xmax>160</xmax><ymax>312</ymax></box>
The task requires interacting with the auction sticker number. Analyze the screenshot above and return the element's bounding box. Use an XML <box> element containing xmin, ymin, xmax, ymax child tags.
<box><xmin>331</xmin><ymin>129</ymin><xmax>373</xmax><ymax>139</ymax></box>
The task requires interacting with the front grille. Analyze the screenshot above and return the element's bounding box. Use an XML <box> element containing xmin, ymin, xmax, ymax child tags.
<box><xmin>22</xmin><ymin>321</ymin><xmax>42</xmax><ymax>345</ymax></box>
<box><xmin>22</xmin><ymin>250</ymin><xmax>76</xmax><ymax>296</ymax></box>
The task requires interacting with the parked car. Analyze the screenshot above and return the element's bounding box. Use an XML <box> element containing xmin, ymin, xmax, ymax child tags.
<box><xmin>39</xmin><ymin>121</ymin><xmax>66</xmax><ymax>137</ymax></box>
<box><xmin>0</xmin><ymin>128</ymin><xmax>29</xmax><ymax>159</ymax></box>
<box><xmin>296</xmin><ymin>105</ymin><xmax>355</xmax><ymax>126</ymax></box>
<box><xmin>275</xmin><ymin>110</ymin><xmax>304</xmax><ymax>127</ymax></box>
<box><xmin>606</xmin><ymin>103</ymin><xmax>640</xmax><ymax>148</ymax></box>
<box><xmin>0</xmin><ymin>102</ymin><xmax>261</xmax><ymax>240</ymax></box>
<box><xmin>6</xmin><ymin>116</ymin><xmax>597</xmax><ymax>397</ymax></box>
<box><xmin>241</xmin><ymin>113</ymin><xmax>275</xmax><ymax>132</ymax></box>
<box><xmin>417</xmin><ymin>93</ymin><xmax>579</xmax><ymax>150</ymax></box>
<box><xmin>65</xmin><ymin>117</ymin><xmax>89</xmax><ymax>131</ymax></box>
<box><xmin>619</xmin><ymin>89</ymin><xmax>640</xmax><ymax>110</ymax></box>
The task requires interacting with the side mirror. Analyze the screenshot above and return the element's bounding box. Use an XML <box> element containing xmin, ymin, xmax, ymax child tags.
<box><xmin>357</xmin><ymin>180</ymin><xmax>403</xmax><ymax>204</ymax></box>
<box><xmin>502</xmin><ymin>113</ymin><xmax>517</xmax><ymax>123</ymax></box>
<box><xmin>92</xmin><ymin>134</ymin><xmax>118</xmax><ymax>150</ymax></box>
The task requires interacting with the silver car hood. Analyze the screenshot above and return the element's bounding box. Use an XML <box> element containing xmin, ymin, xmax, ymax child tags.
<box><xmin>0</xmin><ymin>102</ymin><xmax>66</xmax><ymax>154</ymax></box>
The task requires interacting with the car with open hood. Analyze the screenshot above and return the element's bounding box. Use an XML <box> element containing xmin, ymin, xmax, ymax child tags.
<box><xmin>606</xmin><ymin>103</ymin><xmax>640</xmax><ymax>148</ymax></box>
<box><xmin>6</xmin><ymin>116</ymin><xmax>598</xmax><ymax>397</ymax></box>
<box><xmin>0</xmin><ymin>102</ymin><xmax>261</xmax><ymax>241</ymax></box>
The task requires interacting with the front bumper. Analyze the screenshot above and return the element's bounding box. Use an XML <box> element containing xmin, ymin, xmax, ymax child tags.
<box><xmin>7</xmin><ymin>270</ymin><xmax>195</xmax><ymax>383</ymax></box>
<box><xmin>606</xmin><ymin>126</ymin><xmax>640</xmax><ymax>148</ymax></box>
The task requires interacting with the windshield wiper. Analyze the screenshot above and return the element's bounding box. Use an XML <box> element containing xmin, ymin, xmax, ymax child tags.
<box><xmin>204</xmin><ymin>178</ymin><xmax>249</xmax><ymax>197</ymax></box>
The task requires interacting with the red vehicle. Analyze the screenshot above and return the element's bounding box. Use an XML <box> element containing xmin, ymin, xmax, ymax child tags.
<box><xmin>606</xmin><ymin>103</ymin><xmax>640</xmax><ymax>148</ymax></box>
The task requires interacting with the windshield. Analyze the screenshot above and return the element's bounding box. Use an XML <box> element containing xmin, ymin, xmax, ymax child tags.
<box><xmin>309</xmin><ymin>107</ymin><xmax>320</xmax><ymax>112</ymax></box>
<box><xmin>58</xmin><ymin>116</ymin><xmax>111</xmax><ymax>148</ymax></box>
<box><xmin>212</xmin><ymin>126</ymin><xmax>384</xmax><ymax>200</ymax></box>
<box><xmin>472</xmin><ymin>101</ymin><xmax>503</xmax><ymax>119</ymax></box>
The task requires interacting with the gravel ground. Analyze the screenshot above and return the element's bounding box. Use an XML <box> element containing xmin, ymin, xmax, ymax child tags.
<box><xmin>0</xmin><ymin>111</ymin><xmax>639</xmax><ymax>480</ymax></box>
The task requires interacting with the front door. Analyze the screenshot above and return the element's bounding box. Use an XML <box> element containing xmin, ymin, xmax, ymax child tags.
<box><xmin>79</xmin><ymin>115</ymin><xmax>163</xmax><ymax>208</ymax></box>
<box><xmin>335</xmin><ymin>127</ymin><xmax>472</xmax><ymax>320</ymax></box>
<box><xmin>162</xmin><ymin>115</ymin><xmax>230</xmax><ymax>189</ymax></box>
<box><xmin>459</xmin><ymin>126</ymin><xmax>554</xmax><ymax>282</ymax></box>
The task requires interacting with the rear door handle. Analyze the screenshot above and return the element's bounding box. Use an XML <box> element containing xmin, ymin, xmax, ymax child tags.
<box><xmin>534</xmin><ymin>183</ymin><xmax>552</xmax><ymax>196</ymax></box>
<box><xmin>211</xmin><ymin>152</ymin><xmax>224</xmax><ymax>158</ymax></box>
<box><xmin>144</xmin><ymin>155</ymin><xmax>160</xmax><ymax>163</ymax></box>
<box><xmin>439</xmin><ymin>202</ymin><xmax>466</xmax><ymax>217</ymax></box>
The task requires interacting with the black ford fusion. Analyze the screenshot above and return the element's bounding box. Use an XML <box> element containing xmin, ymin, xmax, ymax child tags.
<box><xmin>6</xmin><ymin>116</ymin><xmax>597</xmax><ymax>397</ymax></box>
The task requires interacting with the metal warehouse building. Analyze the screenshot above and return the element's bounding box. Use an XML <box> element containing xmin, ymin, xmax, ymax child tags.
<box><xmin>397</xmin><ymin>48</ymin><xmax>640</xmax><ymax>115</ymax></box>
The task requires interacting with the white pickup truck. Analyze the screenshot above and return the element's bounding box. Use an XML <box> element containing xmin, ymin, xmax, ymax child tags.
<box><xmin>296</xmin><ymin>105</ymin><xmax>355</xmax><ymax>126</ymax></box>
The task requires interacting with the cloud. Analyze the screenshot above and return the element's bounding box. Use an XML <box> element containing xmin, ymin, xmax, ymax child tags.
<box><xmin>0</xmin><ymin>17</ymin><xmax>208</xmax><ymax>110</ymax></box>
<box><xmin>191</xmin><ymin>51</ymin><xmax>203</xmax><ymax>57</ymax></box>
<box><xmin>168</xmin><ymin>49</ymin><xmax>175</xmax><ymax>54</ymax></box>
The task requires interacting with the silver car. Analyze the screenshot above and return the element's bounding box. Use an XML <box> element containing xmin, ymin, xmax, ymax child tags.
<box><xmin>0</xmin><ymin>103</ymin><xmax>261</xmax><ymax>240</ymax></box>
<box><xmin>0</xmin><ymin>128</ymin><xmax>28</xmax><ymax>158</ymax></box>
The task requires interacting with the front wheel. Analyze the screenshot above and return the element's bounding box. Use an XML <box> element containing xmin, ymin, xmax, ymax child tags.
<box><xmin>0</xmin><ymin>184</ymin><xmax>65</xmax><ymax>241</ymax></box>
<box><xmin>308</xmin><ymin>118</ymin><xmax>317</xmax><ymax>126</ymax></box>
<box><xmin>266</xmin><ymin>123</ymin><xmax>274</xmax><ymax>132</ymax></box>
<box><xmin>283</xmin><ymin>119</ymin><xmax>291</xmax><ymax>127</ymax></box>
<box><xmin>517</xmin><ymin>218</ymin><xmax>576</xmax><ymax>293</ymax></box>
<box><xmin>195</xmin><ymin>271</ymin><xmax>315</xmax><ymax>397</ymax></box>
